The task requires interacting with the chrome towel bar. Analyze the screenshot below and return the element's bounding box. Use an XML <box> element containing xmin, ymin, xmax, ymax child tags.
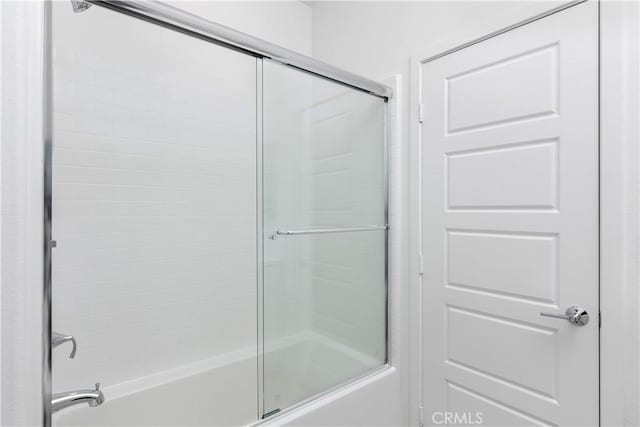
<box><xmin>275</xmin><ymin>225</ymin><xmax>388</xmax><ymax>237</ymax></box>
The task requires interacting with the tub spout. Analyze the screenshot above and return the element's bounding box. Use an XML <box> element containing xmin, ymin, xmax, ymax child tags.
<box><xmin>52</xmin><ymin>383</ymin><xmax>104</xmax><ymax>413</ymax></box>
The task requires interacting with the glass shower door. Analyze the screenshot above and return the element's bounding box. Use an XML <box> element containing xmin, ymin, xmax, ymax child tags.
<box><xmin>51</xmin><ymin>3</ymin><xmax>259</xmax><ymax>425</ymax></box>
<box><xmin>261</xmin><ymin>60</ymin><xmax>387</xmax><ymax>416</ymax></box>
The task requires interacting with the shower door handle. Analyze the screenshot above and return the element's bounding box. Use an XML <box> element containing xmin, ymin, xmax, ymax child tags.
<box><xmin>273</xmin><ymin>225</ymin><xmax>388</xmax><ymax>239</ymax></box>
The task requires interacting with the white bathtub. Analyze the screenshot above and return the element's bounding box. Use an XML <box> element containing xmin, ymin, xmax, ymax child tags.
<box><xmin>54</xmin><ymin>349</ymin><xmax>258</xmax><ymax>427</ymax></box>
<box><xmin>54</xmin><ymin>333</ymin><xmax>381</xmax><ymax>427</ymax></box>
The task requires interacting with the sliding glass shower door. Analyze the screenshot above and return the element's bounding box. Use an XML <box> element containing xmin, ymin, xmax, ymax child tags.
<box><xmin>51</xmin><ymin>4</ymin><xmax>387</xmax><ymax>424</ymax></box>
<box><xmin>51</xmin><ymin>3</ymin><xmax>259</xmax><ymax>425</ymax></box>
<box><xmin>261</xmin><ymin>60</ymin><xmax>388</xmax><ymax>416</ymax></box>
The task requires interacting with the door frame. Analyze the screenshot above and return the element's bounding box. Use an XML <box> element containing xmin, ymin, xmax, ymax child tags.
<box><xmin>409</xmin><ymin>1</ymin><xmax>640</xmax><ymax>425</ymax></box>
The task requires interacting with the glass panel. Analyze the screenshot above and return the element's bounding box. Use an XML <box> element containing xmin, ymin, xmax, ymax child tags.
<box><xmin>262</xmin><ymin>60</ymin><xmax>387</xmax><ymax>415</ymax></box>
<box><xmin>51</xmin><ymin>3</ymin><xmax>258</xmax><ymax>426</ymax></box>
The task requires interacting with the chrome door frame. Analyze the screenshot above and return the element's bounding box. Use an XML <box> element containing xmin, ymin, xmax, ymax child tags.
<box><xmin>42</xmin><ymin>0</ymin><xmax>53</xmax><ymax>425</ymax></box>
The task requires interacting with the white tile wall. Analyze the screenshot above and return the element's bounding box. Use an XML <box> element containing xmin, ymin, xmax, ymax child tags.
<box><xmin>262</xmin><ymin>61</ymin><xmax>315</xmax><ymax>345</ymax></box>
<box><xmin>306</xmin><ymin>86</ymin><xmax>386</xmax><ymax>359</ymax></box>
<box><xmin>51</xmin><ymin>2</ymin><xmax>258</xmax><ymax>400</ymax></box>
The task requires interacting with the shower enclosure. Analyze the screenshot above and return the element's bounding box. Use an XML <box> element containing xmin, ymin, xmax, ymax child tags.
<box><xmin>48</xmin><ymin>1</ymin><xmax>389</xmax><ymax>425</ymax></box>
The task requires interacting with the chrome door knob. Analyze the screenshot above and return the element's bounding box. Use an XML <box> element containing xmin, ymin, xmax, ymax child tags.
<box><xmin>540</xmin><ymin>306</ymin><xmax>589</xmax><ymax>326</ymax></box>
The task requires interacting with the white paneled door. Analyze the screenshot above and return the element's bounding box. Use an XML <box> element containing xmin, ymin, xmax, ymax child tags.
<box><xmin>420</xmin><ymin>2</ymin><xmax>598</xmax><ymax>426</ymax></box>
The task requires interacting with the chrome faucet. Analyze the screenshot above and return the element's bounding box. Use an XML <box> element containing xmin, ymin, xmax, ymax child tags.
<box><xmin>51</xmin><ymin>383</ymin><xmax>105</xmax><ymax>413</ymax></box>
<box><xmin>52</xmin><ymin>331</ymin><xmax>77</xmax><ymax>358</ymax></box>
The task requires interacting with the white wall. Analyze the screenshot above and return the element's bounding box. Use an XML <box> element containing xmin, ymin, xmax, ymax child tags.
<box><xmin>599</xmin><ymin>2</ymin><xmax>640</xmax><ymax>425</ymax></box>
<box><xmin>1</xmin><ymin>2</ymin><xmax>46</xmax><ymax>426</ymax></box>
<box><xmin>166</xmin><ymin>1</ymin><xmax>312</xmax><ymax>56</ymax></box>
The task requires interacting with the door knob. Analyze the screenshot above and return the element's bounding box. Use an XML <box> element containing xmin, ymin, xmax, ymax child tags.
<box><xmin>540</xmin><ymin>306</ymin><xmax>589</xmax><ymax>326</ymax></box>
